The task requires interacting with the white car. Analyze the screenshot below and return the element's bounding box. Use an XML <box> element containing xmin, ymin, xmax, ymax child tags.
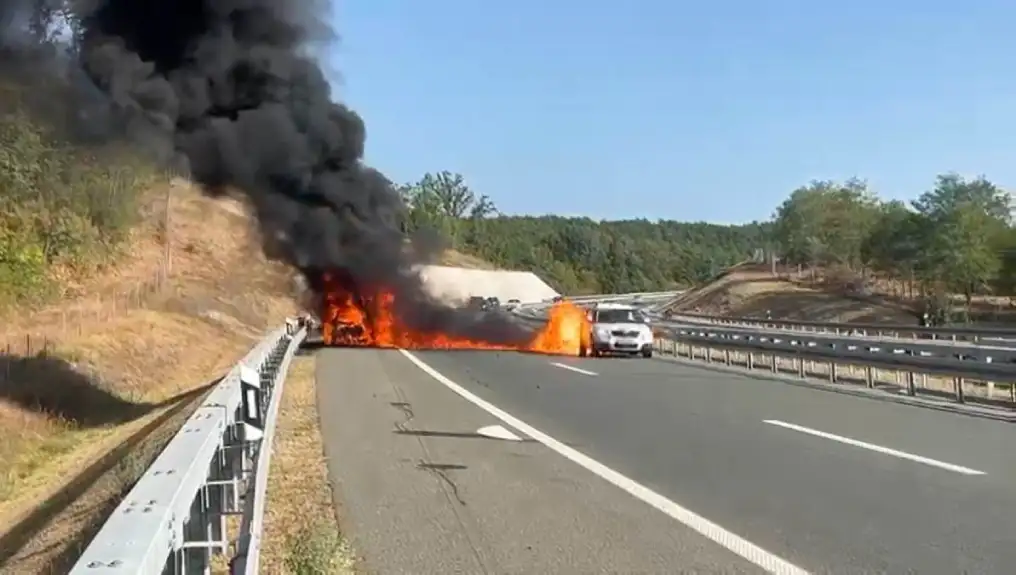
<box><xmin>581</xmin><ymin>303</ymin><xmax>654</xmax><ymax>358</ymax></box>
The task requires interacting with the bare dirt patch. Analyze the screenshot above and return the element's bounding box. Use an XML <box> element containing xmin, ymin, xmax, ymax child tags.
<box><xmin>258</xmin><ymin>355</ymin><xmax>358</xmax><ymax>574</ymax></box>
<box><xmin>666</xmin><ymin>263</ymin><xmax>916</xmax><ymax>324</ymax></box>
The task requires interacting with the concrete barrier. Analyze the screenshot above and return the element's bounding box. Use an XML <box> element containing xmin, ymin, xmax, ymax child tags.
<box><xmin>416</xmin><ymin>265</ymin><xmax>559</xmax><ymax>304</ymax></box>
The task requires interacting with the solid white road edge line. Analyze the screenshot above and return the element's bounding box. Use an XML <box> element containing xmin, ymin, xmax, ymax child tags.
<box><xmin>550</xmin><ymin>362</ymin><xmax>598</xmax><ymax>376</ymax></box>
<box><xmin>399</xmin><ymin>349</ymin><xmax>810</xmax><ymax>575</ymax></box>
<box><xmin>763</xmin><ymin>420</ymin><xmax>986</xmax><ymax>476</ymax></box>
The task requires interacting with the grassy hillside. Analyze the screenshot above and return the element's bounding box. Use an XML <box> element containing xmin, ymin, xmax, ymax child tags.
<box><xmin>665</xmin><ymin>263</ymin><xmax>917</xmax><ymax>324</ymax></box>
<box><xmin>0</xmin><ymin>89</ymin><xmax>305</xmax><ymax>571</ymax></box>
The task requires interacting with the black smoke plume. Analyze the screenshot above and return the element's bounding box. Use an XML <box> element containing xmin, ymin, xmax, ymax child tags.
<box><xmin>0</xmin><ymin>0</ymin><xmax>531</xmax><ymax>345</ymax></box>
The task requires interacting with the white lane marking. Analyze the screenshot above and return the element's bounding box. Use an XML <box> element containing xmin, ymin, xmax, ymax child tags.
<box><xmin>550</xmin><ymin>362</ymin><xmax>598</xmax><ymax>376</ymax></box>
<box><xmin>476</xmin><ymin>425</ymin><xmax>523</xmax><ymax>441</ymax></box>
<box><xmin>763</xmin><ymin>420</ymin><xmax>986</xmax><ymax>476</ymax></box>
<box><xmin>400</xmin><ymin>349</ymin><xmax>809</xmax><ymax>575</ymax></box>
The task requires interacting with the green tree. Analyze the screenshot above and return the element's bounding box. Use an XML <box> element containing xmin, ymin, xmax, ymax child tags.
<box><xmin>910</xmin><ymin>174</ymin><xmax>1011</xmax><ymax>307</ymax></box>
<box><xmin>401</xmin><ymin>171</ymin><xmax>497</xmax><ymax>244</ymax></box>
<box><xmin>772</xmin><ymin>178</ymin><xmax>879</xmax><ymax>268</ymax></box>
<box><xmin>862</xmin><ymin>200</ymin><xmax>925</xmax><ymax>284</ymax></box>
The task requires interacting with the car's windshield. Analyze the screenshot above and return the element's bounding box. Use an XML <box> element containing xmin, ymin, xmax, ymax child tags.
<box><xmin>594</xmin><ymin>309</ymin><xmax>641</xmax><ymax>323</ymax></box>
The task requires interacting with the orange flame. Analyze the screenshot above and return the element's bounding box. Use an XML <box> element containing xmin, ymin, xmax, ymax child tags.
<box><xmin>319</xmin><ymin>272</ymin><xmax>591</xmax><ymax>355</ymax></box>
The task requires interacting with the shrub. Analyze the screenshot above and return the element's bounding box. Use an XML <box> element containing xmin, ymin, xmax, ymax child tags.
<box><xmin>0</xmin><ymin>84</ymin><xmax>159</xmax><ymax>307</ymax></box>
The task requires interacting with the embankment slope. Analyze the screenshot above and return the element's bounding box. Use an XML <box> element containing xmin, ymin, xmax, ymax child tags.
<box><xmin>663</xmin><ymin>263</ymin><xmax>915</xmax><ymax>324</ymax></box>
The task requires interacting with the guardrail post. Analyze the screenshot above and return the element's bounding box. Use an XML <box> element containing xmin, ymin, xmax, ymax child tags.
<box><xmin>865</xmin><ymin>366</ymin><xmax>874</xmax><ymax>388</ymax></box>
<box><xmin>770</xmin><ymin>354</ymin><xmax>777</xmax><ymax>373</ymax></box>
<box><xmin>954</xmin><ymin>377</ymin><xmax>965</xmax><ymax>403</ymax></box>
<box><xmin>829</xmin><ymin>363</ymin><xmax>837</xmax><ymax>382</ymax></box>
<box><xmin>906</xmin><ymin>372</ymin><xmax>917</xmax><ymax>396</ymax></box>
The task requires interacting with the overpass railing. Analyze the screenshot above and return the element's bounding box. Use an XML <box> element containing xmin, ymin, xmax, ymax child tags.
<box><xmin>69</xmin><ymin>318</ymin><xmax>308</xmax><ymax>574</ymax></box>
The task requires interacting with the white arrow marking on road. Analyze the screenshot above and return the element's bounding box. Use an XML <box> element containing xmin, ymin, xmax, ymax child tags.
<box><xmin>550</xmin><ymin>362</ymin><xmax>598</xmax><ymax>376</ymax></box>
<box><xmin>476</xmin><ymin>425</ymin><xmax>523</xmax><ymax>441</ymax></box>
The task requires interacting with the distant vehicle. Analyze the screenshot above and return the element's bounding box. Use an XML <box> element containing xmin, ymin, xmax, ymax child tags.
<box><xmin>504</xmin><ymin>298</ymin><xmax>521</xmax><ymax>311</ymax></box>
<box><xmin>552</xmin><ymin>295</ymin><xmax>565</xmax><ymax>303</ymax></box>
<box><xmin>467</xmin><ymin>296</ymin><xmax>486</xmax><ymax>310</ymax></box>
<box><xmin>581</xmin><ymin>302</ymin><xmax>653</xmax><ymax>358</ymax></box>
<box><xmin>485</xmin><ymin>296</ymin><xmax>501</xmax><ymax>311</ymax></box>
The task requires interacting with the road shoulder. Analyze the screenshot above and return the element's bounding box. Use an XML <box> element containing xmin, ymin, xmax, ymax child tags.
<box><xmin>259</xmin><ymin>353</ymin><xmax>359</xmax><ymax>574</ymax></box>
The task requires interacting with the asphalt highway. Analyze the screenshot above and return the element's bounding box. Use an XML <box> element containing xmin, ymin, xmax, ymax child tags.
<box><xmin>317</xmin><ymin>346</ymin><xmax>1016</xmax><ymax>574</ymax></box>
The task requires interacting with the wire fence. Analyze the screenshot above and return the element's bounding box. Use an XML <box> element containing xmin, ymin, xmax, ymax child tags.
<box><xmin>0</xmin><ymin>181</ymin><xmax>175</xmax><ymax>359</ymax></box>
<box><xmin>0</xmin><ymin>269</ymin><xmax>171</xmax><ymax>358</ymax></box>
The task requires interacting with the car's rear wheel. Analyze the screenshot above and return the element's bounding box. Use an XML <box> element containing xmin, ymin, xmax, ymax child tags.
<box><xmin>641</xmin><ymin>348</ymin><xmax>653</xmax><ymax>358</ymax></box>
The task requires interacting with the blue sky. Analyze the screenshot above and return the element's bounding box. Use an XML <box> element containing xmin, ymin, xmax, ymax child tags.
<box><xmin>330</xmin><ymin>0</ymin><xmax>1016</xmax><ymax>224</ymax></box>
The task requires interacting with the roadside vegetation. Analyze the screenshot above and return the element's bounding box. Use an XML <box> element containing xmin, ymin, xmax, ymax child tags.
<box><xmin>0</xmin><ymin>84</ymin><xmax>300</xmax><ymax>571</ymax></box>
<box><xmin>399</xmin><ymin>171</ymin><xmax>768</xmax><ymax>294</ymax></box>
<box><xmin>770</xmin><ymin>175</ymin><xmax>1016</xmax><ymax>315</ymax></box>
<box><xmin>402</xmin><ymin>170</ymin><xmax>1016</xmax><ymax>323</ymax></box>
<box><xmin>0</xmin><ymin>83</ymin><xmax>161</xmax><ymax>308</ymax></box>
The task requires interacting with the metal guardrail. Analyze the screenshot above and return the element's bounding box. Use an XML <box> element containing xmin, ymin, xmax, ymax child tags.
<box><xmin>656</xmin><ymin>325</ymin><xmax>1016</xmax><ymax>405</ymax></box>
<box><xmin>69</xmin><ymin>318</ymin><xmax>308</xmax><ymax>574</ymax></box>
<box><xmin>518</xmin><ymin>291</ymin><xmax>683</xmax><ymax>317</ymax></box>
<box><xmin>667</xmin><ymin>312</ymin><xmax>1016</xmax><ymax>343</ymax></box>
<box><xmin>545</xmin><ymin>290</ymin><xmax>685</xmax><ymax>304</ymax></box>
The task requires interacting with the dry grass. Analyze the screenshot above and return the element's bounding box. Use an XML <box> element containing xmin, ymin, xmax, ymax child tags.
<box><xmin>440</xmin><ymin>249</ymin><xmax>497</xmax><ymax>270</ymax></box>
<box><xmin>259</xmin><ymin>356</ymin><xmax>358</xmax><ymax>574</ymax></box>
<box><xmin>0</xmin><ymin>389</ymin><xmax>207</xmax><ymax>574</ymax></box>
<box><xmin>667</xmin><ymin>264</ymin><xmax>915</xmax><ymax>324</ymax></box>
<box><xmin>0</xmin><ymin>181</ymin><xmax>301</xmax><ymax>571</ymax></box>
<box><xmin>0</xmin><ymin>169</ymin><xmax>493</xmax><ymax>571</ymax></box>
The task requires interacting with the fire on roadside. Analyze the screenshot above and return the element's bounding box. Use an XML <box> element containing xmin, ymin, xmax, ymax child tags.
<box><xmin>318</xmin><ymin>272</ymin><xmax>591</xmax><ymax>356</ymax></box>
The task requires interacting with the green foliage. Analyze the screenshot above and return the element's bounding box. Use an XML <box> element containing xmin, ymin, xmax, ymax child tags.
<box><xmin>284</xmin><ymin>520</ymin><xmax>354</xmax><ymax>575</ymax></box>
<box><xmin>0</xmin><ymin>91</ymin><xmax>158</xmax><ymax>308</ymax></box>
<box><xmin>399</xmin><ymin>172</ymin><xmax>767</xmax><ymax>293</ymax></box>
<box><xmin>773</xmin><ymin>178</ymin><xmax>880</xmax><ymax>268</ymax></box>
<box><xmin>400</xmin><ymin>169</ymin><xmax>1016</xmax><ymax>305</ymax></box>
<box><xmin>774</xmin><ymin>172</ymin><xmax>1016</xmax><ymax>304</ymax></box>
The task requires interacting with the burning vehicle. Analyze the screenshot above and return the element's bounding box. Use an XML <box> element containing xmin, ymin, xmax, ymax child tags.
<box><xmin>315</xmin><ymin>269</ymin><xmax>592</xmax><ymax>356</ymax></box>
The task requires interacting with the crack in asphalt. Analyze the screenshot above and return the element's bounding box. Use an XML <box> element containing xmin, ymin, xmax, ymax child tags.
<box><xmin>389</xmin><ymin>400</ymin><xmax>467</xmax><ymax>506</ymax></box>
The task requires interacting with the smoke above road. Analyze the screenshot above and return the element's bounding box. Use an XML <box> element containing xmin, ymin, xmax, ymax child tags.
<box><xmin>0</xmin><ymin>0</ymin><xmax>533</xmax><ymax>345</ymax></box>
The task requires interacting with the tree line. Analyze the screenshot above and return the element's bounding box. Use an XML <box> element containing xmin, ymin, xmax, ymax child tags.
<box><xmin>772</xmin><ymin>174</ymin><xmax>1015</xmax><ymax>305</ymax></box>
<box><xmin>399</xmin><ymin>170</ymin><xmax>1016</xmax><ymax>302</ymax></box>
<box><xmin>398</xmin><ymin>171</ymin><xmax>768</xmax><ymax>294</ymax></box>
